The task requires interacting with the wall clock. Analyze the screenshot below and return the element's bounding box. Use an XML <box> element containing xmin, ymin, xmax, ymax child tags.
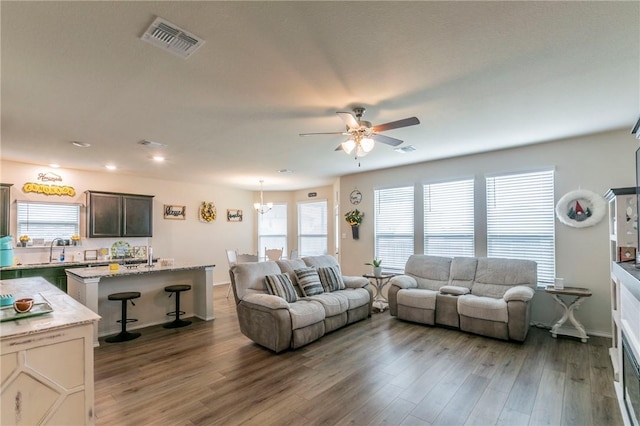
<box><xmin>350</xmin><ymin>189</ymin><xmax>362</xmax><ymax>205</ymax></box>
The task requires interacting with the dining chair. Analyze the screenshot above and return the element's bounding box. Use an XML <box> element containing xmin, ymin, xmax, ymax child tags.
<box><xmin>225</xmin><ymin>249</ymin><xmax>239</xmax><ymax>298</ymax></box>
<box><xmin>289</xmin><ymin>249</ymin><xmax>299</xmax><ymax>260</ymax></box>
<box><xmin>264</xmin><ymin>247</ymin><xmax>283</xmax><ymax>261</ymax></box>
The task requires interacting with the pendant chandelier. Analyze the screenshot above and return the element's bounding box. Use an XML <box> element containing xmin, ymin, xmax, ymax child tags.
<box><xmin>254</xmin><ymin>180</ymin><xmax>273</xmax><ymax>214</ymax></box>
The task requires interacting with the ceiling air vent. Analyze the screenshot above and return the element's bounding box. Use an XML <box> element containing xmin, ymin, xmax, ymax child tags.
<box><xmin>394</xmin><ymin>145</ymin><xmax>417</xmax><ymax>154</ymax></box>
<box><xmin>141</xmin><ymin>17</ymin><xmax>204</xmax><ymax>59</ymax></box>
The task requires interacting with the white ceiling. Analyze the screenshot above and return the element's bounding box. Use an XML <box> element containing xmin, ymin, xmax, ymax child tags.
<box><xmin>1</xmin><ymin>1</ymin><xmax>638</xmax><ymax>191</ymax></box>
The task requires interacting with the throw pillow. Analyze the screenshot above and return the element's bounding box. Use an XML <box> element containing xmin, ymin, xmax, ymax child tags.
<box><xmin>317</xmin><ymin>265</ymin><xmax>345</xmax><ymax>292</ymax></box>
<box><xmin>264</xmin><ymin>274</ymin><xmax>298</xmax><ymax>303</ymax></box>
<box><xmin>294</xmin><ymin>267</ymin><xmax>324</xmax><ymax>296</ymax></box>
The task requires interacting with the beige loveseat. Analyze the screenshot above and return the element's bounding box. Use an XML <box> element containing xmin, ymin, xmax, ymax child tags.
<box><xmin>388</xmin><ymin>255</ymin><xmax>537</xmax><ymax>342</ymax></box>
<box><xmin>229</xmin><ymin>255</ymin><xmax>372</xmax><ymax>353</ymax></box>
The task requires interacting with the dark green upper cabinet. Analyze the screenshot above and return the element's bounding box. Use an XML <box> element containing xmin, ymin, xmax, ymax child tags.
<box><xmin>0</xmin><ymin>184</ymin><xmax>12</xmax><ymax>237</ymax></box>
<box><xmin>87</xmin><ymin>191</ymin><xmax>153</xmax><ymax>238</ymax></box>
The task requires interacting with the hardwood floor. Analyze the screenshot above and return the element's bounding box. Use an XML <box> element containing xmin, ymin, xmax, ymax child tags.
<box><xmin>94</xmin><ymin>285</ymin><xmax>623</xmax><ymax>426</ymax></box>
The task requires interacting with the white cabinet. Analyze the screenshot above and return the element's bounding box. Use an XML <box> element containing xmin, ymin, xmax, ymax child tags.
<box><xmin>0</xmin><ymin>277</ymin><xmax>99</xmax><ymax>425</ymax></box>
<box><xmin>605</xmin><ymin>187</ymin><xmax>637</xmax><ymax>382</ymax></box>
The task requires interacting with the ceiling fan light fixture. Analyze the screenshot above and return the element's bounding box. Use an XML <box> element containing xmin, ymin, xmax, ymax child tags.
<box><xmin>356</xmin><ymin>144</ymin><xmax>370</xmax><ymax>158</ymax></box>
<box><xmin>341</xmin><ymin>139</ymin><xmax>356</xmax><ymax>154</ymax></box>
<box><xmin>360</xmin><ymin>137</ymin><xmax>375</xmax><ymax>153</ymax></box>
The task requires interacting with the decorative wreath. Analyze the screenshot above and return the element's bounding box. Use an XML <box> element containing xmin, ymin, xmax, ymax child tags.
<box><xmin>199</xmin><ymin>201</ymin><xmax>217</xmax><ymax>222</ymax></box>
<box><xmin>555</xmin><ymin>189</ymin><xmax>606</xmax><ymax>228</ymax></box>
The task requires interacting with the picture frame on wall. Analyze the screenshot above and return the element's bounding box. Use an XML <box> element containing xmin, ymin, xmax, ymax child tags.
<box><xmin>164</xmin><ymin>204</ymin><xmax>186</xmax><ymax>220</ymax></box>
<box><xmin>227</xmin><ymin>209</ymin><xmax>243</xmax><ymax>222</ymax></box>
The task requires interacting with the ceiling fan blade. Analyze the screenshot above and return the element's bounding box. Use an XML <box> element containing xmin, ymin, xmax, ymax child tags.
<box><xmin>373</xmin><ymin>117</ymin><xmax>420</xmax><ymax>132</ymax></box>
<box><xmin>371</xmin><ymin>133</ymin><xmax>403</xmax><ymax>146</ymax></box>
<box><xmin>336</xmin><ymin>111</ymin><xmax>359</xmax><ymax>130</ymax></box>
<box><xmin>299</xmin><ymin>132</ymin><xmax>348</xmax><ymax>136</ymax></box>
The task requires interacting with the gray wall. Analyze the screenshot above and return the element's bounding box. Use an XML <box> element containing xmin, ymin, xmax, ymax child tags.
<box><xmin>338</xmin><ymin>128</ymin><xmax>636</xmax><ymax>336</ymax></box>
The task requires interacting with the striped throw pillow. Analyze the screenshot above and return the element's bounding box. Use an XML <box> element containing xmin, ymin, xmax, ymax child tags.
<box><xmin>294</xmin><ymin>267</ymin><xmax>324</xmax><ymax>296</ymax></box>
<box><xmin>317</xmin><ymin>265</ymin><xmax>345</xmax><ymax>292</ymax></box>
<box><xmin>264</xmin><ymin>274</ymin><xmax>298</xmax><ymax>303</ymax></box>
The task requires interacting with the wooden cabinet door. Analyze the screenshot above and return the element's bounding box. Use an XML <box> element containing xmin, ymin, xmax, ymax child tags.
<box><xmin>88</xmin><ymin>192</ymin><xmax>122</xmax><ymax>237</ymax></box>
<box><xmin>122</xmin><ymin>195</ymin><xmax>153</xmax><ymax>237</ymax></box>
<box><xmin>0</xmin><ymin>184</ymin><xmax>11</xmax><ymax>237</ymax></box>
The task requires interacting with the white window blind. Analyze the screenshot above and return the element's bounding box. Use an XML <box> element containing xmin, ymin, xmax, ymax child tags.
<box><xmin>423</xmin><ymin>179</ymin><xmax>475</xmax><ymax>257</ymax></box>
<box><xmin>298</xmin><ymin>200</ymin><xmax>327</xmax><ymax>257</ymax></box>
<box><xmin>374</xmin><ymin>186</ymin><xmax>414</xmax><ymax>272</ymax></box>
<box><xmin>258</xmin><ymin>204</ymin><xmax>287</xmax><ymax>259</ymax></box>
<box><xmin>486</xmin><ymin>170</ymin><xmax>555</xmax><ymax>286</ymax></box>
<box><xmin>17</xmin><ymin>201</ymin><xmax>80</xmax><ymax>242</ymax></box>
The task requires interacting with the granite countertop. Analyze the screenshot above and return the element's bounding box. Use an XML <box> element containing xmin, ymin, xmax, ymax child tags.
<box><xmin>0</xmin><ymin>276</ymin><xmax>100</xmax><ymax>340</ymax></box>
<box><xmin>66</xmin><ymin>261</ymin><xmax>215</xmax><ymax>279</ymax></box>
<box><xmin>1</xmin><ymin>258</ymin><xmax>150</xmax><ymax>271</ymax></box>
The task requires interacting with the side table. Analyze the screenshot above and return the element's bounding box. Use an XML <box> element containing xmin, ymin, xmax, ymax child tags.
<box><xmin>363</xmin><ymin>273</ymin><xmax>397</xmax><ymax>312</ymax></box>
<box><xmin>545</xmin><ymin>285</ymin><xmax>592</xmax><ymax>343</ymax></box>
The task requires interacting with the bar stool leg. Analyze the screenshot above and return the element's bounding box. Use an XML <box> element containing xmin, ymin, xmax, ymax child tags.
<box><xmin>106</xmin><ymin>299</ymin><xmax>141</xmax><ymax>343</ymax></box>
<box><xmin>164</xmin><ymin>290</ymin><xmax>192</xmax><ymax>329</ymax></box>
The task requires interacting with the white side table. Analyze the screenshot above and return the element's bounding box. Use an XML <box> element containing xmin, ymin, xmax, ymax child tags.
<box><xmin>363</xmin><ymin>273</ymin><xmax>397</xmax><ymax>312</ymax></box>
<box><xmin>545</xmin><ymin>285</ymin><xmax>592</xmax><ymax>343</ymax></box>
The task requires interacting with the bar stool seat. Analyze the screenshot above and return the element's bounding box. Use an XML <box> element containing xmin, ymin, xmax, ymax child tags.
<box><xmin>105</xmin><ymin>291</ymin><xmax>141</xmax><ymax>343</ymax></box>
<box><xmin>164</xmin><ymin>284</ymin><xmax>192</xmax><ymax>328</ymax></box>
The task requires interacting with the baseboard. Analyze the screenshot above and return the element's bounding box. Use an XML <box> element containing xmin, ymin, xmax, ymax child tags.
<box><xmin>529</xmin><ymin>321</ymin><xmax>612</xmax><ymax>339</ymax></box>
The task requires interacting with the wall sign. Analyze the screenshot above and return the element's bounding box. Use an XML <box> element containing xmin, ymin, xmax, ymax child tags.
<box><xmin>227</xmin><ymin>209</ymin><xmax>243</xmax><ymax>222</ymax></box>
<box><xmin>22</xmin><ymin>171</ymin><xmax>76</xmax><ymax>196</ymax></box>
<box><xmin>164</xmin><ymin>204</ymin><xmax>186</xmax><ymax>220</ymax></box>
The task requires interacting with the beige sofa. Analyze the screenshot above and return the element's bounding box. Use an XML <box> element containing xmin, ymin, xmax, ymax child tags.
<box><xmin>229</xmin><ymin>255</ymin><xmax>372</xmax><ymax>353</ymax></box>
<box><xmin>388</xmin><ymin>255</ymin><xmax>537</xmax><ymax>342</ymax></box>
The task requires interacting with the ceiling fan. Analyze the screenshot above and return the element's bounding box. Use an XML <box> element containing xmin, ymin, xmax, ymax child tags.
<box><xmin>300</xmin><ymin>107</ymin><xmax>420</xmax><ymax>157</ymax></box>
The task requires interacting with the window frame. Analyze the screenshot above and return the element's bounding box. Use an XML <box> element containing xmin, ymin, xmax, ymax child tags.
<box><xmin>297</xmin><ymin>199</ymin><xmax>328</xmax><ymax>257</ymax></box>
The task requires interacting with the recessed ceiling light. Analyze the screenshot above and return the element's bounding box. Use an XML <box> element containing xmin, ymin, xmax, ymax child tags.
<box><xmin>152</xmin><ymin>156</ymin><xmax>165</xmax><ymax>162</ymax></box>
<box><xmin>49</xmin><ymin>163</ymin><xmax>60</xmax><ymax>168</ymax></box>
<box><xmin>71</xmin><ymin>141</ymin><xmax>91</xmax><ymax>148</ymax></box>
<box><xmin>105</xmin><ymin>164</ymin><xmax>117</xmax><ymax>171</ymax></box>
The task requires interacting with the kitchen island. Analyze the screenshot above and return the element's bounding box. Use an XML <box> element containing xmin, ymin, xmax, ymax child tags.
<box><xmin>66</xmin><ymin>261</ymin><xmax>215</xmax><ymax>346</ymax></box>
<box><xmin>0</xmin><ymin>276</ymin><xmax>100</xmax><ymax>425</ymax></box>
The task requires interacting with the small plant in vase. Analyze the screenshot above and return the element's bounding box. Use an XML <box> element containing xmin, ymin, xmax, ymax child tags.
<box><xmin>345</xmin><ymin>209</ymin><xmax>364</xmax><ymax>240</ymax></box>
<box><xmin>365</xmin><ymin>258</ymin><xmax>382</xmax><ymax>277</ymax></box>
<box><xmin>18</xmin><ymin>235</ymin><xmax>30</xmax><ymax>247</ymax></box>
<box><xmin>71</xmin><ymin>235</ymin><xmax>81</xmax><ymax>246</ymax></box>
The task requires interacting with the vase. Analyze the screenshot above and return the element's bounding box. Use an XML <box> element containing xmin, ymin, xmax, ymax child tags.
<box><xmin>19</xmin><ymin>241</ymin><xmax>27</xmax><ymax>247</ymax></box>
<box><xmin>373</xmin><ymin>266</ymin><xmax>382</xmax><ymax>277</ymax></box>
<box><xmin>351</xmin><ymin>225</ymin><xmax>359</xmax><ymax>240</ymax></box>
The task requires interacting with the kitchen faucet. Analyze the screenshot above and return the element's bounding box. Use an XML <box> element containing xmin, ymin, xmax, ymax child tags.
<box><xmin>49</xmin><ymin>238</ymin><xmax>66</xmax><ymax>263</ymax></box>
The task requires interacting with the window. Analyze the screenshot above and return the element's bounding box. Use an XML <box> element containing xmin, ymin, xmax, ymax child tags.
<box><xmin>374</xmin><ymin>186</ymin><xmax>414</xmax><ymax>272</ymax></box>
<box><xmin>258</xmin><ymin>204</ymin><xmax>287</xmax><ymax>259</ymax></box>
<box><xmin>486</xmin><ymin>170</ymin><xmax>555</xmax><ymax>286</ymax></box>
<box><xmin>423</xmin><ymin>179</ymin><xmax>475</xmax><ymax>257</ymax></box>
<box><xmin>298</xmin><ymin>201</ymin><xmax>327</xmax><ymax>256</ymax></box>
<box><xmin>17</xmin><ymin>201</ymin><xmax>80</xmax><ymax>243</ymax></box>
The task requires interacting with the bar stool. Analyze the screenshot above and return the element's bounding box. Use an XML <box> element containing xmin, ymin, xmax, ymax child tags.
<box><xmin>105</xmin><ymin>291</ymin><xmax>141</xmax><ymax>343</ymax></box>
<box><xmin>164</xmin><ymin>284</ymin><xmax>192</xmax><ymax>328</ymax></box>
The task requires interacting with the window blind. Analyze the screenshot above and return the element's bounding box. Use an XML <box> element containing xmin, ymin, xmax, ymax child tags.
<box><xmin>374</xmin><ymin>186</ymin><xmax>414</xmax><ymax>272</ymax></box>
<box><xmin>298</xmin><ymin>200</ymin><xmax>327</xmax><ymax>256</ymax></box>
<box><xmin>258</xmin><ymin>203</ymin><xmax>287</xmax><ymax>258</ymax></box>
<box><xmin>423</xmin><ymin>179</ymin><xmax>475</xmax><ymax>257</ymax></box>
<box><xmin>17</xmin><ymin>201</ymin><xmax>80</xmax><ymax>242</ymax></box>
<box><xmin>486</xmin><ymin>170</ymin><xmax>555</xmax><ymax>285</ymax></box>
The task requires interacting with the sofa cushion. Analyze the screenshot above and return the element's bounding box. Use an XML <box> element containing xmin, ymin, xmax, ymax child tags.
<box><xmin>397</xmin><ymin>288</ymin><xmax>437</xmax><ymax>310</ymax></box>
<box><xmin>306</xmin><ymin>292</ymin><xmax>349</xmax><ymax>317</ymax></box>
<box><xmin>231</xmin><ymin>262</ymin><xmax>283</xmax><ymax>300</ymax></box>
<box><xmin>458</xmin><ymin>294</ymin><xmax>508</xmax><ymax>323</ymax></box>
<box><xmin>276</xmin><ymin>258</ymin><xmax>307</xmax><ymax>296</ymax></box>
<box><xmin>264</xmin><ymin>273</ymin><xmax>298</xmax><ymax>303</ymax></box>
<box><xmin>449</xmin><ymin>257</ymin><xmax>477</xmax><ymax>288</ymax></box>
<box><xmin>472</xmin><ymin>258</ymin><xmax>537</xmax><ymax>299</ymax></box>
<box><xmin>302</xmin><ymin>255</ymin><xmax>339</xmax><ymax>269</ymax></box>
<box><xmin>317</xmin><ymin>265</ymin><xmax>346</xmax><ymax>292</ymax></box>
<box><xmin>295</xmin><ymin>267</ymin><xmax>324</xmax><ymax>296</ymax></box>
<box><xmin>333</xmin><ymin>288</ymin><xmax>370</xmax><ymax>310</ymax></box>
<box><xmin>288</xmin><ymin>300</ymin><xmax>325</xmax><ymax>329</ymax></box>
<box><xmin>404</xmin><ymin>255</ymin><xmax>452</xmax><ymax>291</ymax></box>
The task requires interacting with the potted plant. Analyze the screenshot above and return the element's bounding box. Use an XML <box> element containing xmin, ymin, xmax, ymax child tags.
<box><xmin>18</xmin><ymin>235</ymin><xmax>30</xmax><ymax>247</ymax></box>
<box><xmin>345</xmin><ymin>209</ymin><xmax>364</xmax><ymax>239</ymax></box>
<box><xmin>71</xmin><ymin>235</ymin><xmax>81</xmax><ymax>246</ymax></box>
<box><xmin>365</xmin><ymin>258</ymin><xmax>382</xmax><ymax>277</ymax></box>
